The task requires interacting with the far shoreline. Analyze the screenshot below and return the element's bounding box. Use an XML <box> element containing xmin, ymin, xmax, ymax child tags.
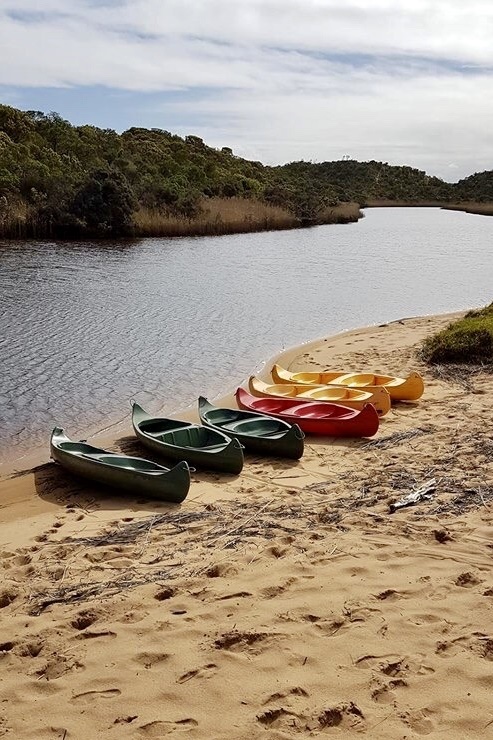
<box><xmin>364</xmin><ymin>199</ymin><xmax>493</xmax><ymax>217</ymax></box>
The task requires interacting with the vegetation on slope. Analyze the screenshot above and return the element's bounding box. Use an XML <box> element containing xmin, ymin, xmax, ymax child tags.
<box><xmin>455</xmin><ymin>171</ymin><xmax>493</xmax><ymax>202</ymax></box>
<box><xmin>421</xmin><ymin>303</ymin><xmax>493</xmax><ymax>364</ymax></box>
<box><xmin>0</xmin><ymin>104</ymin><xmax>492</xmax><ymax>239</ymax></box>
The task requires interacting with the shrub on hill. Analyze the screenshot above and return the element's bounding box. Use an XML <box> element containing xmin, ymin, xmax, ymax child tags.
<box><xmin>455</xmin><ymin>171</ymin><xmax>493</xmax><ymax>202</ymax></box>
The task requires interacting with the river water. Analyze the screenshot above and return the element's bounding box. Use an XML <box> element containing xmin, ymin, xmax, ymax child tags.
<box><xmin>1</xmin><ymin>207</ymin><xmax>492</xmax><ymax>467</ymax></box>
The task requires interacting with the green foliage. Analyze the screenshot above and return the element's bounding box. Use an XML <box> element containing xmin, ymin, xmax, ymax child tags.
<box><xmin>455</xmin><ymin>171</ymin><xmax>493</xmax><ymax>202</ymax></box>
<box><xmin>420</xmin><ymin>303</ymin><xmax>493</xmax><ymax>364</ymax></box>
<box><xmin>68</xmin><ymin>169</ymin><xmax>137</xmax><ymax>236</ymax></box>
<box><xmin>0</xmin><ymin>103</ymin><xmax>492</xmax><ymax>238</ymax></box>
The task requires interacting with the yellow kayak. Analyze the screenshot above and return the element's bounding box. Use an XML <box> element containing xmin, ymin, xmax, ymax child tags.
<box><xmin>248</xmin><ymin>376</ymin><xmax>391</xmax><ymax>415</ymax></box>
<box><xmin>271</xmin><ymin>364</ymin><xmax>424</xmax><ymax>401</ymax></box>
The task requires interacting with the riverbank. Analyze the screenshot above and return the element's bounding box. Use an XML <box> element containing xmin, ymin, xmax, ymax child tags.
<box><xmin>1</xmin><ymin>197</ymin><xmax>363</xmax><ymax>240</ymax></box>
<box><xmin>1</xmin><ymin>311</ymin><xmax>493</xmax><ymax>738</ymax></box>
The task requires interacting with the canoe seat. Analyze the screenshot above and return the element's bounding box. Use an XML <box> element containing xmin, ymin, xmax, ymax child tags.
<box><xmin>222</xmin><ymin>419</ymin><xmax>282</xmax><ymax>436</ymax></box>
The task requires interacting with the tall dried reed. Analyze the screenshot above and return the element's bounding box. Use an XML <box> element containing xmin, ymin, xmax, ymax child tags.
<box><xmin>133</xmin><ymin>197</ymin><xmax>298</xmax><ymax>237</ymax></box>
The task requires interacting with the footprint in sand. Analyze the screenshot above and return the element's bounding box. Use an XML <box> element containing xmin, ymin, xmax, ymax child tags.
<box><xmin>317</xmin><ymin>702</ymin><xmax>366</xmax><ymax>732</ymax></box>
<box><xmin>70</xmin><ymin>610</ymin><xmax>100</xmax><ymax>630</ymax></box>
<box><xmin>355</xmin><ymin>653</ymin><xmax>435</xmax><ymax>677</ymax></box>
<box><xmin>0</xmin><ymin>589</ymin><xmax>17</xmax><ymax>608</ymax></box>
<box><xmin>262</xmin><ymin>687</ymin><xmax>309</xmax><ymax>705</ymax></box>
<box><xmin>138</xmin><ymin>719</ymin><xmax>198</xmax><ymax>737</ymax></box>
<box><xmin>370</xmin><ymin>677</ymin><xmax>408</xmax><ymax>704</ymax></box>
<box><xmin>455</xmin><ymin>571</ymin><xmax>482</xmax><ymax>588</ymax></box>
<box><xmin>205</xmin><ymin>563</ymin><xmax>237</xmax><ymax>578</ymax></box>
<box><xmin>177</xmin><ymin>663</ymin><xmax>217</xmax><ymax>683</ymax></box>
<box><xmin>154</xmin><ymin>586</ymin><xmax>176</xmax><ymax>601</ymax></box>
<box><xmin>216</xmin><ymin>591</ymin><xmax>252</xmax><ymax>601</ymax></box>
<box><xmin>16</xmin><ymin>638</ymin><xmax>44</xmax><ymax>658</ymax></box>
<box><xmin>374</xmin><ymin>588</ymin><xmax>406</xmax><ymax>601</ymax></box>
<box><xmin>35</xmin><ymin>655</ymin><xmax>85</xmax><ymax>680</ymax></box>
<box><xmin>256</xmin><ymin>707</ymin><xmax>302</xmax><ymax>729</ymax></box>
<box><xmin>260</xmin><ymin>577</ymin><xmax>297</xmax><ymax>598</ymax></box>
<box><xmin>134</xmin><ymin>652</ymin><xmax>171</xmax><ymax>669</ymax></box>
<box><xmin>213</xmin><ymin>630</ymin><xmax>279</xmax><ymax>654</ymax></box>
<box><xmin>399</xmin><ymin>708</ymin><xmax>435</xmax><ymax>735</ymax></box>
<box><xmin>436</xmin><ymin>634</ymin><xmax>493</xmax><ymax>661</ymax></box>
<box><xmin>72</xmin><ymin>688</ymin><xmax>121</xmax><ymax>703</ymax></box>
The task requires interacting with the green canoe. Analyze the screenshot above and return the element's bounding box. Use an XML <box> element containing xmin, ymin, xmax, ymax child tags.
<box><xmin>50</xmin><ymin>427</ymin><xmax>190</xmax><ymax>503</ymax></box>
<box><xmin>198</xmin><ymin>397</ymin><xmax>305</xmax><ymax>459</ymax></box>
<box><xmin>132</xmin><ymin>402</ymin><xmax>244</xmax><ymax>474</ymax></box>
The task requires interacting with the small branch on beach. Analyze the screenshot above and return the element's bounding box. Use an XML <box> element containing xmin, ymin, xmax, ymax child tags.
<box><xmin>389</xmin><ymin>478</ymin><xmax>437</xmax><ymax>513</ymax></box>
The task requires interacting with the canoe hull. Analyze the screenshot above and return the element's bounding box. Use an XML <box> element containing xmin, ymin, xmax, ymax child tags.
<box><xmin>272</xmin><ymin>364</ymin><xmax>424</xmax><ymax>401</ymax></box>
<box><xmin>235</xmin><ymin>388</ymin><xmax>379</xmax><ymax>437</ymax></box>
<box><xmin>248</xmin><ymin>376</ymin><xmax>391</xmax><ymax>416</ymax></box>
<box><xmin>50</xmin><ymin>428</ymin><xmax>190</xmax><ymax>503</ymax></box>
<box><xmin>198</xmin><ymin>397</ymin><xmax>304</xmax><ymax>459</ymax></box>
<box><xmin>132</xmin><ymin>402</ymin><xmax>244</xmax><ymax>474</ymax></box>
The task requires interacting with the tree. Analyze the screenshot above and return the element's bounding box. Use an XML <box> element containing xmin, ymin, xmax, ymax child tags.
<box><xmin>69</xmin><ymin>169</ymin><xmax>136</xmax><ymax>236</ymax></box>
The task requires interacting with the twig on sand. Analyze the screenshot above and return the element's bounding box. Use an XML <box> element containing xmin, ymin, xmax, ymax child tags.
<box><xmin>389</xmin><ymin>478</ymin><xmax>437</xmax><ymax>513</ymax></box>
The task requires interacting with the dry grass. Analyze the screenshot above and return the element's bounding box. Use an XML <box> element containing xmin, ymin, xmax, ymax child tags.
<box><xmin>318</xmin><ymin>201</ymin><xmax>362</xmax><ymax>224</ymax></box>
<box><xmin>443</xmin><ymin>202</ymin><xmax>493</xmax><ymax>217</ymax></box>
<box><xmin>0</xmin><ymin>197</ymin><xmax>37</xmax><ymax>237</ymax></box>
<box><xmin>133</xmin><ymin>197</ymin><xmax>297</xmax><ymax>237</ymax></box>
<box><xmin>134</xmin><ymin>198</ymin><xmax>364</xmax><ymax>237</ymax></box>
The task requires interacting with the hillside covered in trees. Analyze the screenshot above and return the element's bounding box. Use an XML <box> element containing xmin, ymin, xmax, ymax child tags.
<box><xmin>0</xmin><ymin>104</ymin><xmax>491</xmax><ymax>239</ymax></box>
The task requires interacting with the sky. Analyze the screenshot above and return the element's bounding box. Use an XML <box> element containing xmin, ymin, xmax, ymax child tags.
<box><xmin>0</xmin><ymin>0</ymin><xmax>492</xmax><ymax>181</ymax></box>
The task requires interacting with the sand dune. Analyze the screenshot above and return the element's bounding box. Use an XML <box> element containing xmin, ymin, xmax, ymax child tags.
<box><xmin>1</xmin><ymin>312</ymin><xmax>493</xmax><ymax>738</ymax></box>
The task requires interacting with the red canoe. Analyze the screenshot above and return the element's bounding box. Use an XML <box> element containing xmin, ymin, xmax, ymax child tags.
<box><xmin>235</xmin><ymin>388</ymin><xmax>379</xmax><ymax>437</ymax></box>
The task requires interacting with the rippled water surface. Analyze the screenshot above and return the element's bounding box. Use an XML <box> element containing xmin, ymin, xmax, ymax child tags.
<box><xmin>1</xmin><ymin>207</ymin><xmax>492</xmax><ymax>466</ymax></box>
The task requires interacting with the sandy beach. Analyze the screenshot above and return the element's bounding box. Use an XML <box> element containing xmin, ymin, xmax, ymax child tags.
<box><xmin>1</xmin><ymin>311</ymin><xmax>493</xmax><ymax>739</ymax></box>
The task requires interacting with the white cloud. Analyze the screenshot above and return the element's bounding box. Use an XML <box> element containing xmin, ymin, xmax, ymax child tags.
<box><xmin>166</xmin><ymin>72</ymin><xmax>493</xmax><ymax>180</ymax></box>
<box><xmin>0</xmin><ymin>0</ymin><xmax>492</xmax><ymax>179</ymax></box>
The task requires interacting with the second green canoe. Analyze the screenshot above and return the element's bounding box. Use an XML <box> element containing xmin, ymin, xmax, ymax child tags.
<box><xmin>132</xmin><ymin>402</ymin><xmax>244</xmax><ymax>474</ymax></box>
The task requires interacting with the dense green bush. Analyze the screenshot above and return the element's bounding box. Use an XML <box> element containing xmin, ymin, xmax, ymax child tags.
<box><xmin>421</xmin><ymin>303</ymin><xmax>493</xmax><ymax>364</ymax></box>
